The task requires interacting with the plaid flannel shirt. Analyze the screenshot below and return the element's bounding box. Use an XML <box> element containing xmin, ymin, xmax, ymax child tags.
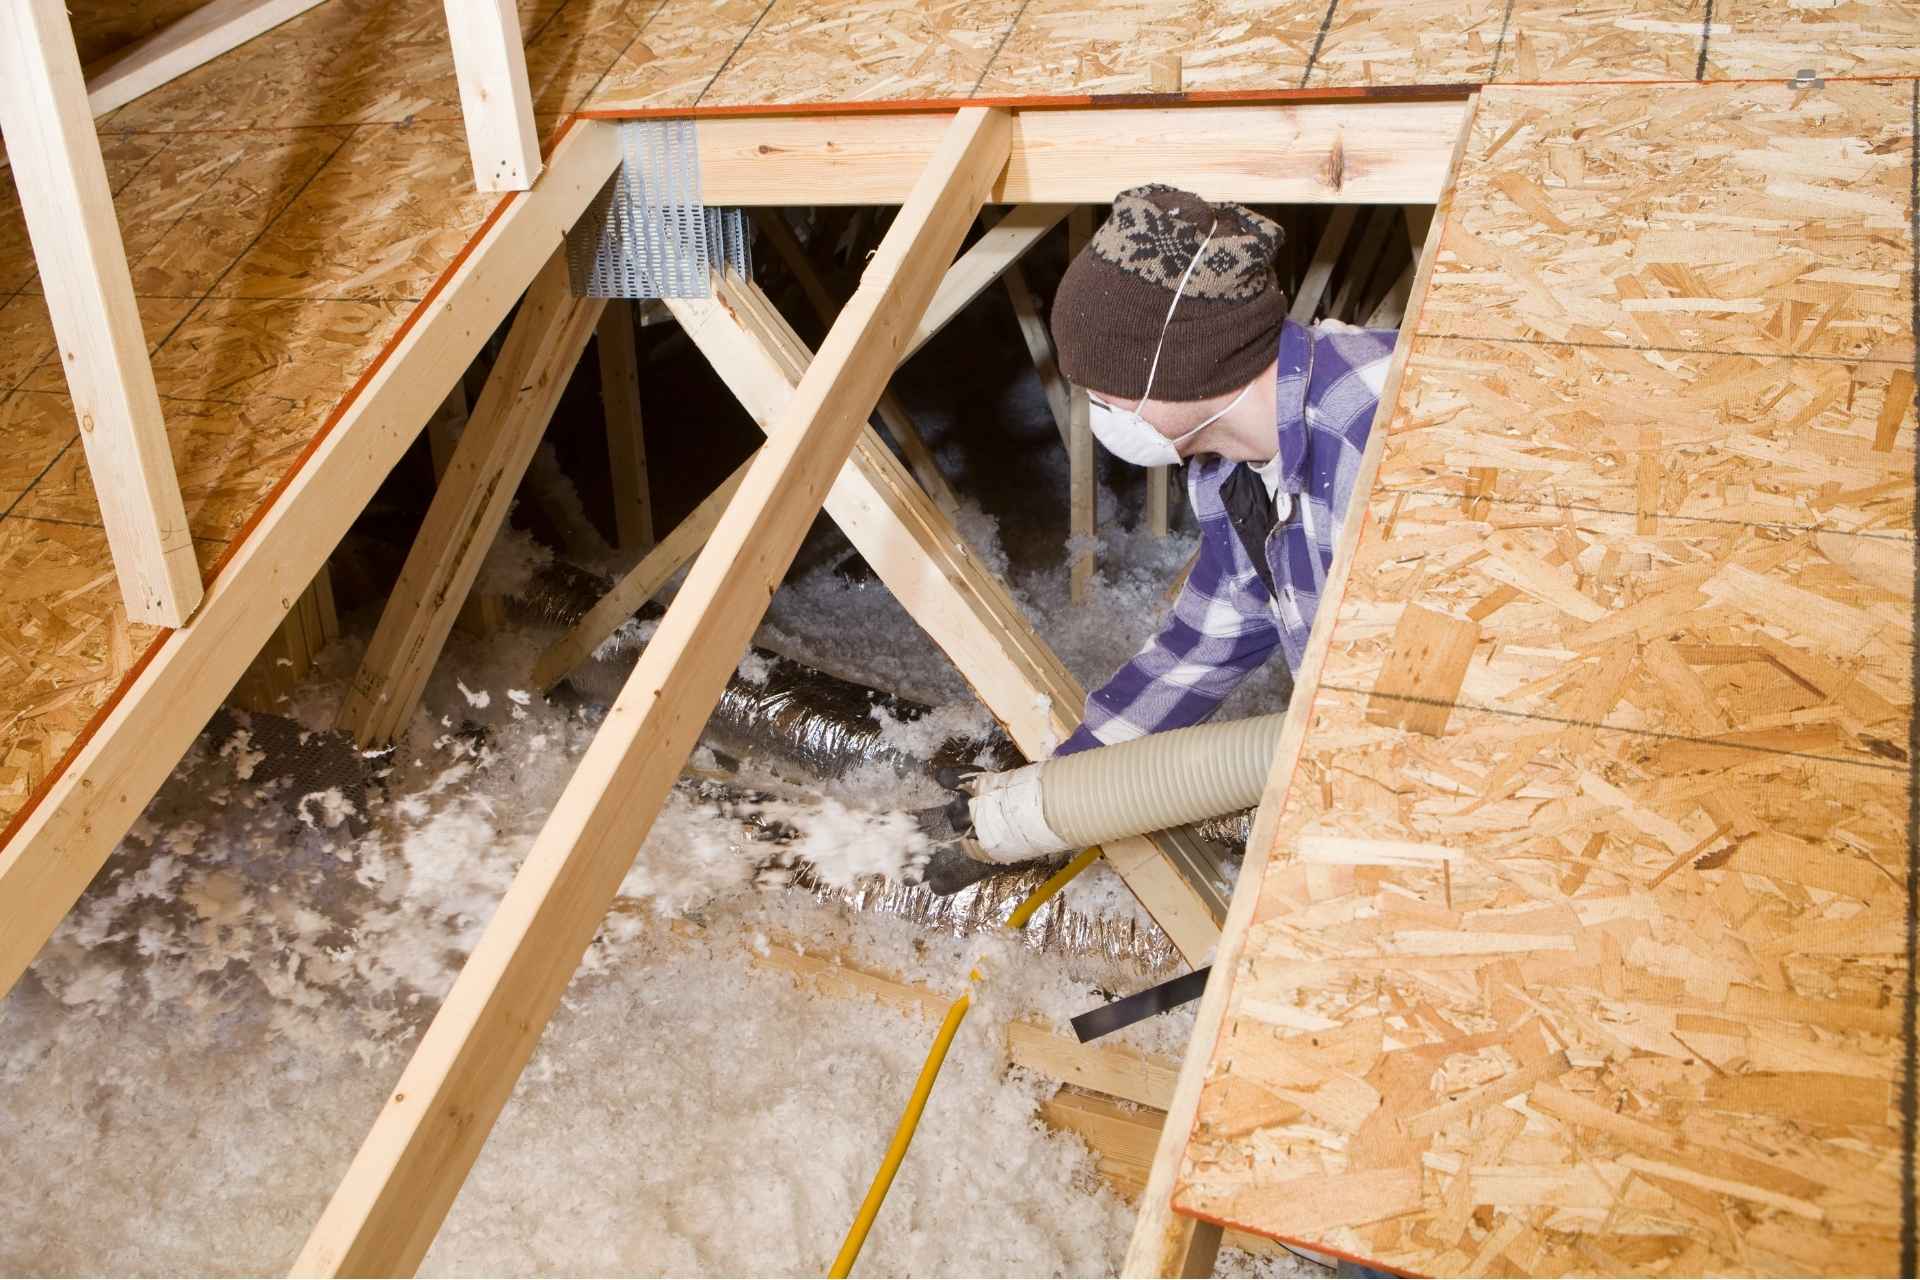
<box><xmin>1058</xmin><ymin>317</ymin><xmax>1395</xmax><ymax>757</ymax></box>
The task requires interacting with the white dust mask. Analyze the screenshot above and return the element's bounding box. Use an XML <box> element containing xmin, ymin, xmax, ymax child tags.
<box><xmin>1084</xmin><ymin>218</ymin><xmax>1251</xmax><ymax>468</ymax></box>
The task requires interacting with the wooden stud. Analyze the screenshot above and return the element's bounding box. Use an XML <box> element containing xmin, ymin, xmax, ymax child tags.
<box><xmin>1365</xmin><ymin>260</ymin><xmax>1415</xmax><ymax>327</ymax></box>
<box><xmin>1068</xmin><ymin>206</ymin><xmax>1095</xmax><ymax>606</ymax></box>
<box><xmin>752</xmin><ymin>209</ymin><xmax>962</xmax><ymax>515</ymax></box>
<box><xmin>1123</xmin><ymin>95</ymin><xmax>1480</xmax><ymax>1280</ymax></box>
<box><xmin>690</xmin><ymin>101</ymin><xmax>1472</xmax><ymax>207</ymax></box>
<box><xmin>1402</xmin><ymin>203</ymin><xmax>1434</xmax><ymax>254</ymax></box>
<box><xmin>1327</xmin><ymin>206</ymin><xmax>1396</xmax><ymax>323</ymax></box>
<box><xmin>0</xmin><ymin>121</ymin><xmax>625</xmax><ymax>1006</ymax></box>
<box><xmin>0</xmin><ymin>0</ymin><xmax>202</xmax><ymax>627</ymax></box>
<box><xmin>530</xmin><ymin>452</ymin><xmax>756</xmax><ymax>691</ymax></box>
<box><xmin>596</xmin><ymin>301</ymin><xmax>654</xmax><ymax>551</ymax></box>
<box><xmin>1146</xmin><ymin>468</ymin><xmax>1171</xmax><ymax>537</ymax></box>
<box><xmin>666</xmin><ymin>271</ymin><xmax>1226</xmax><ymax>962</ymax></box>
<box><xmin>1288</xmin><ymin>205</ymin><xmax>1358</xmax><ymax>324</ymax></box>
<box><xmin>441</xmin><ymin>0</ymin><xmax>541</xmax><ymax>192</ymax></box>
<box><xmin>423</xmin><ymin>382</ymin><xmax>509</xmax><ymax>639</ymax></box>
<box><xmin>230</xmin><ymin>565</ymin><xmax>338</xmax><ymax>714</ymax></box>
<box><xmin>903</xmin><ymin>203</ymin><xmax>1072</xmax><ymax>362</ymax></box>
<box><xmin>291</xmin><ymin>107</ymin><xmax>1012</xmax><ymax>1279</ymax></box>
<box><xmin>84</xmin><ymin>0</ymin><xmax>326</xmax><ymax>116</ymax></box>
<box><xmin>337</xmin><ymin>252</ymin><xmax>604</xmax><ymax>748</ymax></box>
<box><xmin>1002</xmin><ymin>260</ymin><xmax>1072</xmax><ymax>446</ymax></box>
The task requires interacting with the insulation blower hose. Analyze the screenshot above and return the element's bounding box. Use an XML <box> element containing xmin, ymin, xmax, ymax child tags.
<box><xmin>968</xmin><ymin>712</ymin><xmax>1288</xmax><ymax>863</ymax></box>
<box><xmin>827</xmin><ymin>846</ymin><xmax>1103</xmax><ymax>1278</ymax></box>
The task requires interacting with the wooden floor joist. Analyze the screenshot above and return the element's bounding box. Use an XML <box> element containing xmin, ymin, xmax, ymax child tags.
<box><xmin>336</xmin><ymin>252</ymin><xmax>604</xmax><ymax>748</ymax></box>
<box><xmin>664</xmin><ymin>271</ymin><xmax>1226</xmax><ymax>963</ymax></box>
<box><xmin>292</xmin><ymin>107</ymin><xmax>1012</xmax><ymax>1278</ymax></box>
<box><xmin>689</xmin><ymin>101</ymin><xmax>1471</xmax><ymax>207</ymax></box>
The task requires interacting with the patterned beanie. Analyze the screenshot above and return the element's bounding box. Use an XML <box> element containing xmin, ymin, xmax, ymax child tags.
<box><xmin>1051</xmin><ymin>185</ymin><xmax>1286</xmax><ymax>402</ymax></box>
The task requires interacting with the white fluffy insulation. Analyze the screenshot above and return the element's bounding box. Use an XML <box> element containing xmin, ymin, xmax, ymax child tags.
<box><xmin>0</xmin><ymin>500</ymin><xmax>1307</xmax><ymax>1275</ymax></box>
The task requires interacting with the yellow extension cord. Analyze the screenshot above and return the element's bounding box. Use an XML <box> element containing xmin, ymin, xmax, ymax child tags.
<box><xmin>827</xmin><ymin>846</ymin><xmax>1104</xmax><ymax>1279</ymax></box>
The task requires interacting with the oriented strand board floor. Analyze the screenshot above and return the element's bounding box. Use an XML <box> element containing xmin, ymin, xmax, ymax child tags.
<box><xmin>1173</xmin><ymin>79</ymin><xmax>1916</xmax><ymax>1276</ymax></box>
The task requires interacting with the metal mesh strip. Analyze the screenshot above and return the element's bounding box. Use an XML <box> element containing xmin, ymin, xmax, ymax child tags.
<box><xmin>566</xmin><ymin>119</ymin><xmax>751</xmax><ymax>299</ymax></box>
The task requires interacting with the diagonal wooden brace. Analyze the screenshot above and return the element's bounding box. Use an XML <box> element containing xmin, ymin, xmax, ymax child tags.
<box><xmin>292</xmin><ymin>106</ymin><xmax>1013</xmax><ymax>1278</ymax></box>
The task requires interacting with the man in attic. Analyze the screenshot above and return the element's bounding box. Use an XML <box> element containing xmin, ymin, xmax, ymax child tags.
<box><xmin>1051</xmin><ymin>184</ymin><xmax>1394</xmax><ymax>756</ymax></box>
<box><xmin>920</xmin><ymin>185</ymin><xmax>1395</xmax><ymax>894</ymax></box>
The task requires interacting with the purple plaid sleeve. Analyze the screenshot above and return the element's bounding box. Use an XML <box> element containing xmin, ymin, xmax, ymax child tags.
<box><xmin>1056</xmin><ymin>318</ymin><xmax>1395</xmax><ymax>758</ymax></box>
<box><xmin>1056</xmin><ymin>491</ymin><xmax>1280</xmax><ymax>756</ymax></box>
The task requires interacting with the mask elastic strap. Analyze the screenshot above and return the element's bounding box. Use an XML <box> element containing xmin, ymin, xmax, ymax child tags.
<box><xmin>1137</xmin><ymin>218</ymin><xmax>1219</xmax><ymax>412</ymax></box>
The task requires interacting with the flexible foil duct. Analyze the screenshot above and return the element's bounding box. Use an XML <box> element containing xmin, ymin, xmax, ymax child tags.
<box><xmin>506</xmin><ymin>561</ymin><xmax>1235</xmax><ymax>971</ymax></box>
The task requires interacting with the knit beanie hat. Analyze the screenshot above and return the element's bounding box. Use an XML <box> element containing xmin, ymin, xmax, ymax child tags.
<box><xmin>1051</xmin><ymin>185</ymin><xmax>1286</xmax><ymax>402</ymax></box>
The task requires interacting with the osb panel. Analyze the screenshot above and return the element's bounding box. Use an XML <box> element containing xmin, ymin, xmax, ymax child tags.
<box><xmin>1376</xmin><ymin>336</ymin><xmax>1915</xmax><ymax>537</ymax></box>
<box><xmin>1420</xmin><ymin>81</ymin><xmax>1914</xmax><ymax>363</ymax></box>
<box><xmin>125</xmin><ymin>129</ymin><xmax>353</xmax><ymax>300</ymax></box>
<box><xmin>1</xmin><ymin>132</ymin><xmax>174</xmax><ymax>295</ymax></box>
<box><xmin>1706</xmin><ymin>0</ymin><xmax>1920</xmax><ymax>81</ymax></box>
<box><xmin>1176</xmin><ymin>689</ymin><xmax>1909</xmax><ymax>1277</ymax></box>
<box><xmin>1308</xmin><ymin>0</ymin><xmax>1507</xmax><ymax>90</ymax></box>
<box><xmin>1497</xmin><ymin>0</ymin><xmax>1706</xmax><ymax>83</ymax></box>
<box><xmin>698</xmin><ymin>0</ymin><xmax>1028</xmax><ymax>107</ymax></box>
<box><xmin>1321</xmin><ymin>490</ymin><xmax>1911</xmax><ymax>768</ymax></box>
<box><xmin>1177</xmin><ymin>76</ymin><xmax>1913</xmax><ymax>1276</ymax></box>
<box><xmin>0</xmin><ymin>391</ymin><xmax>76</xmax><ymax>513</ymax></box>
<box><xmin>14</xmin><ymin>394</ymin><xmax>316</xmax><ymax>549</ymax></box>
<box><xmin>14</xmin><ymin>293</ymin><xmax>201</xmax><ymax>396</ymax></box>
<box><xmin>101</xmin><ymin>0</ymin><xmax>587</xmax><ymax>131</ymax></box>
<box><xmin>519</xmin><ymin>0</ymin><xmax>664</xmax><ymax>116</ymax></box>
<box><xmin>970</xmin><ymin>0</ymin><xmax>1328</xmax><ymax>98</ymax></box>
<box><xmin>589</xmin><ymin>0</ymin><xmax>788</xmax><ymax>111</ymax></box>
<box><xmin>217</xmin><ymin>121</ymin><xmax>497</xmax><ymax>303</ymax></box>
<box><xmin>143</xmin><ymin>297</ymin><xmax>412</xmax><ymax>404</ymax></box>
<box><xmin>0</xmin><ymin>519</ymin><xmax>166</xmax><ymax>836</ymax></box>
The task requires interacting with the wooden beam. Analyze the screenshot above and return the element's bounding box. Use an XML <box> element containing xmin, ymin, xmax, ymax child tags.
<box><xmin>442</xmin><ymin>0</ymin><xmax>541</xmax><ymax>192</ymax></box>
<box><xmin>0</xmin><ymin>119</ymin><xmax>624</xmax><ymax>1005</ymax></box>
<box><xmin>665</xmin><ymin>272</ymin><xmax>1226</xmax><ymax>963</ymax></box>
<box><xmin>1287</xmin><ymin>205</ymin><xmax>1357</xmax><ymax>323</ymax></box>
<box><xmin>1402</xmin><ymin>203</ymin><xmax>1434</xmax><ymax>253</ymax></box>
<box><xmin>1123</xmin><ymin>95</ymin><xmax>1479</xmax><ymax>1280</ymax></box>
<box><xmin>84</xmin><ymin>0</ymin><xmax>325</xmax><ymax>115</ymax></box>
<box><xmin>337</xmin><ymin>252</ymin><xmax>603</xmax><ymax>748</ymax></box>
<box><xmin>1067</xmin><ymin>206</ymin><xmax>1095</xmax><ymax>605</ymax></box>
<box><xmin>902</xmin><ymin>203</ymin><xmax>1071</xmax><ymax>362</ymax></box>
<box><xmin>752</xmin><ymin>209</ymin><xmax>961</xmax><ymax>515</ymax></box>
<box><xmin>425</xmin><ymin>382</ymin><xmax>508</xmax><ymax>638</ymax></box>
<box><xmin>230</xmin><ymin>564</ymin><xmax>338</xmax><ymax>714</ymax></box>
<box><xmin>1327</xmin><ymin>206</ymin><xmax>1396</xmax><ymax>323</ymax></box>
<box><xmin>0</xmin><ymin>0</ymin><xmax>203</xmax><ymax>627</ymax></box>
<box><xmin>1146</xmin><ymin>468</ymin><xmax>1171</xmax><ymax>537</ymax></box>
<box><xmin>1002</xmin><ymin>260</ymin><xmax>1072</xmax><ymax>446</ymax></box>
<box><xmin>291</xmin><ymin>107</ymin><xmax>1011</xmax><ymax>1278</ymax></box>
<box><xmin>597</xmin><ymin>301</ymin><xmax>654</xmax><ymax>551</ymax></box>
<box><xmin>530</xmin><ymin>452</ymin><xmax>756</xmax><ymax>691</ymax></box>
<box><xmin>1366</xmin><ymin>260</ymin><xmax>1414</xmax><ymax>327</ymax></box>
<box><xmin>690</xmin><ymin>100</ymin><xmax>1471</xmax><ymax>206</ymax></box>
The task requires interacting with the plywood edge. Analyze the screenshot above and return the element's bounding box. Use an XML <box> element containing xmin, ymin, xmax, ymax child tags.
<box><xmin>1121</xmin><ymin>89</ymin><xmax>1485</xmax><ymax>1278</ymax></box>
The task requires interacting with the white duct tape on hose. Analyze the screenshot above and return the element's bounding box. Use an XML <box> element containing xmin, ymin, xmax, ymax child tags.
<box><xmin>967</xmin><ymin>763</ymin><xmax>1068</xmax><ymax>862</ymax></box>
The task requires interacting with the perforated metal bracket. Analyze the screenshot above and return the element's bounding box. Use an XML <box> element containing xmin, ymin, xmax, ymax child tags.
<box><xmin>566</xmin><ymin>119</ymin><xmax>752</xmax><ymax>299</ymax></box>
